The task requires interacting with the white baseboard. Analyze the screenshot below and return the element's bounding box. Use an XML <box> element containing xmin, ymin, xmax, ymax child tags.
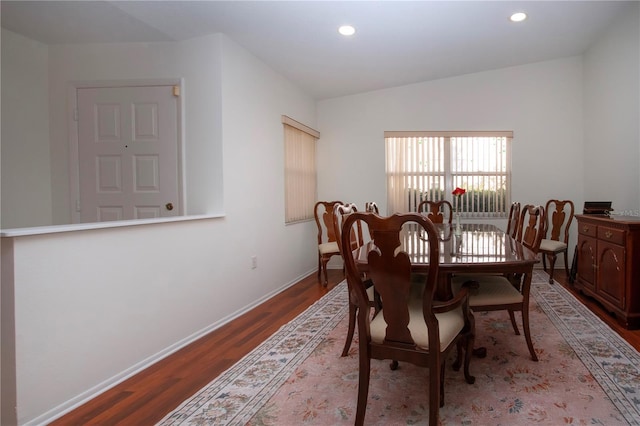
<box><xmin>31</xmin><ymin>268</ymin><xmax>317</xmax><ymax>426</ymax></box>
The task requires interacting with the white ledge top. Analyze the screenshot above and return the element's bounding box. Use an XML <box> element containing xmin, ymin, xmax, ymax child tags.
<box><xmin>1</xmin><ymin>214</ymin><xmax>224</xmax><ymax>237</ymax></box>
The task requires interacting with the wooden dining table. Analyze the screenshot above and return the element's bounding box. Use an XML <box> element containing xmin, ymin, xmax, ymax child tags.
<box><xmin>353</xmin><ymin>222</ymin><xmax>540</xmax><ymax>301</ymax></box>
<box><xmin>353</xmin><ymin>222</ymin><xmax>540</xmax><ymax>357</ymax></box>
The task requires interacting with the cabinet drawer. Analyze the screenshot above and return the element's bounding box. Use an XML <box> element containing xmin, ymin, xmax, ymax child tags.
<box><xmin>598</xmin><ymin>226</ymin><xmax>625</xmax><ymax>245</ymax></box>
<box><xmin>579</xmin><ymin>222</ymin><xmax>597</xmax><ymax>237</ymax></box>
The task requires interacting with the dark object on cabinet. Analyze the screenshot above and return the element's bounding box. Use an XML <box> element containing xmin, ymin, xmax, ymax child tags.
<box><xmin>574</xmin><ymin>215</ymin><xmax>640</xmax><ymax>329</ymax></box>
<box><xmin>583</xmin><ymin>201</ymin><xmax>613</xmax><ymax>215</ymax></box>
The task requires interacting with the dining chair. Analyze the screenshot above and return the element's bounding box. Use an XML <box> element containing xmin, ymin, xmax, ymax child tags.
<box><xmin>506</xmin><ymin>201</ymin><xmax>521</xmax><ymax>238</ymax></box>
<box><xmin>341</xmin><ymin>212</ymin><xmax>475</xmax><ymax>425</ymax></box>
<box><xmin>417</xmin><ymin>200</ymin><xmax>453</xmax><ymax>224</ymax></box>
<box><xmin>314</xmin><ymin>201</ymin><xmax>344</xmax><ymax>286</ymax></box>
<box><xmin>540</xmin><ymin>199</ymin><xmax>575</xmax><ymax>284</ymax></box>
<box><xmin>364</xmin><ymin>201</ymin><xmax>379</xmax><ymax>213</ymax></box>
<box><xmin>332</xmin><ymin>203</ymin><xmax>380</xmax><ymax>356</ymax></box>
<box><xmin>452</xmin><ymin>204</ymin><xmax>545</xmax><ymax>362</ymax></box>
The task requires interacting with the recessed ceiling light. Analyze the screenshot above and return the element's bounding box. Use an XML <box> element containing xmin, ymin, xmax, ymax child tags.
<box><xmin>510</xmin><ymin>12</ymin><xmax>527</xmax><ymax>22</ymax></box>
<box><xmin>338</xmin><ymin>25</ymin><xmax>356</xmax><ymax>36</ymax></box>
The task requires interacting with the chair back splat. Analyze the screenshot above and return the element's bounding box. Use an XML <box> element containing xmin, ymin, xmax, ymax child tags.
<box><xmin>341</xmin><ymin>212</ymin><xmax>475</xmax><ymax>425</ymax></box>
<box><xmin>506</xmin><ymin>201</ymin><xmax>521</xmax><ymax>238</ymax></box>
<box><xmin>333</xmin><ymin>203</ymin><xmax>380</xmax><ymax>357</ymax></box>
<box><xmin>417</xmin><ymin>200</ymin><xmax>453</xmax><ymax>224</ymax></box>
<box><xmin>516</xmin><ymin>204</ymin><xmax>546</xmax><ymax>253</ymax></box>
<box><xmin>333</xmin><ymin>203</ymin><xmax>364</xmax><ymax>255</ymax></box>
<box><xmin>365</xmin><ymin>201</ymin><xmax>379</xmax><ymax>213</ymax></box>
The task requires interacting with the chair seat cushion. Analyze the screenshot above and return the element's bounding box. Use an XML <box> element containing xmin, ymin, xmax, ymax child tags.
<box><xmin>539</xmin><ymin>239</ymin><xmax>567</xmax><ymax>253</ymax></box>
<box><xmin>319</xmin><ymin>241</ymin><xmax>340</xmax><ymax>255</ymax></box>
<box><xmin>369</xmin><ymin>297</ymin><xmax>464</xmax><ymax>352</ymax></box>
<box><xmin>451</xmin><ymin>275</ymin><xmax>523</xmax><ymax>307</ymax></box>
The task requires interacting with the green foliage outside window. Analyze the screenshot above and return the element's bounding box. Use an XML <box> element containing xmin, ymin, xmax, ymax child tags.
<box><xmin>407</xmin><ymin>188</ymin><xmax>507</xmax><ymax>214</ymax></box>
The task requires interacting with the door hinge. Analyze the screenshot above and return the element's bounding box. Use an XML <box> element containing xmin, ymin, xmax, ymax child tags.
<box><xmin>172</xmin><ymin>85</ymin><xmax>180</xmax><ymax>97</ymax></box>
<box><xmin>73</xmin><ymin>108</ymin><xmax>78</xmax><ymax>121</ymax></box>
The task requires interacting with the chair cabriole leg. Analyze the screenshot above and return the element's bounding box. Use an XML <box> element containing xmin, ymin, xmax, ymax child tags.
<box><xmin>341</xmin><ymin>303</ymin><xmax>357</xmax><ymax>357</ymax></box>
<box><xmin>508</xmin><ymin>310</ymin><xmax>520</xmax><ymax>335</ymax></box>
<box><xmin>464</xmin><ymin>316</ymin><xmax>476</xmax><ymax>384</ymax></box>
<box><xmin>429</xmin><ymin>354</ymin><xmax>440</xmax><ymax>424</ymax></box>
<box><xmin>355</xmin><ymin>356</ymin><xmax>370</xmax><ymax>426</ymax></box>
<box><xmin>320</xmin><ymin>257</ymin><xmax>329</xmax><ymax>286</ymax></box>
<box><xmin>522</xmin><ymin>304</ymin><xmax>538</xmax><ymax>361</ymax></box>
<box><xmin>547</xmin><ymin>253</ymin><xmax>557</xmax><ymax>284</ymax></box>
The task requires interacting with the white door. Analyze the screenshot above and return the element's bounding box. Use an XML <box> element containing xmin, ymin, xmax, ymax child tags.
<box><xmin>77</xmin><ymin>85</ymin><xmax>180</xmax><ymax>222</ymax></box>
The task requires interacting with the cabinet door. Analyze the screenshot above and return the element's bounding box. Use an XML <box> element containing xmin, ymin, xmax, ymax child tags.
<box><xmin>597</xmin><ymin>240</ymin><xmax>626</xmax><ymax>309</ymax></box>
<box><xmin>577</xmin><ymin>235</ymin><xmax>597</xmax><ymax>289</ymax></box>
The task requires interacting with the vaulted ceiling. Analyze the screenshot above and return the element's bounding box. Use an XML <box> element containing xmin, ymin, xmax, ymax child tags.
<box><xmin>1</xmin><ymin>1</ymin><xmax>631</xmax><ymax>99</ymax></box>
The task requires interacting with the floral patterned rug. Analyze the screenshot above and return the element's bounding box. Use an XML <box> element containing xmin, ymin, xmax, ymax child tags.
<box><xmin>158</xmin><ymin>271</ymin><xmax>640</xmax><ymax>425</ymax></box>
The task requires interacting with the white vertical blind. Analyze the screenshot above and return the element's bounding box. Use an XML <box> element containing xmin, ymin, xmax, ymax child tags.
<box><xmin>385</xmin><ymin>131</ymin><xmax>512</xmax><ymax>217</ymax></box>
<box><xmin>283</xmin><ymin>117</ymin><xmax>319</xmax><ymax>223</ymax></box>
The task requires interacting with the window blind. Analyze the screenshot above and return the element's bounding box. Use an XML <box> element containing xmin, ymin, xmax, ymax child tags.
<box><xmin>385</xmin><ymin>131</ymin><xmax>512</xmax><ymax>218</ymax></box>
<box><xmin>283</xmin><ymin>116</ymin><xmax>319</xmax><ymax>223</ymax></box>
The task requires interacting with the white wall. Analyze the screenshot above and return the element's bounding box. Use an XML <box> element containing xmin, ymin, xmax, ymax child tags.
<box><xmin>1</xmin><ymin>30</ymin><xmax>52</xmax><ymax>228</ymax></box>
<box><xmin>3</xmin><ymin>3</ymin><xmax>638</xmax><ymax>424</ymax></box>
<box><xmin>219</xmin><ymin>36</ymin><xmax>319</xmax><ymax>290</ymax></box>
<box><xmin>583</xmin><ymin>2</ymin><xmax>640</xmax><ymax>212</ymax></box>
<box><xmin>47</xmin><ymin>34</ymin><xmax>225</xmax><ymax>224</ymax></box>
<box><xmin>1</xmin><ymin>35</ymin><xmax>318</xmax><ymax>425</ymax></box>
<box><xmin>1</xmin><ymin>30</ymin><xmax>227</xmax><ymax>228</ymax></box>
<box><xmin>317</xmin><ymin>57</ymin><xmax>585</xmax><ymax>233</ymax></box>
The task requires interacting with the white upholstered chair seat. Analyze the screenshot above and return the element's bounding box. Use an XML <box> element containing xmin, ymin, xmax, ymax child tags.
<box><xmin>370</xmin><ymin>298</ymin><xmax>465</xmax><ymax>351</ymax></box>
<box><xmin>365</xmin><ymin>285</ymin><xmax>376</xmax><ymax>301</ymax></box>
<box><xmin>539</xmin><ymin>238</ymin><xmax>567</xmax><ymax>253</ymax></box>
<box><xmin>319</xmin><ymin>241</ymin><xmax>339</xmax><ymax>255</ymax></box>
<box><xmin>451</xmin><ymin>275</ymin><xmax>523</xmax><ymax>307</ymax></box>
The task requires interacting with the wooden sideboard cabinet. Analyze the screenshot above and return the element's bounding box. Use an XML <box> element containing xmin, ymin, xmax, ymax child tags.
<box><xmin>574</xmin><ymin>215</ymin><xmax>640</xmax><ymax>329</ymax></box>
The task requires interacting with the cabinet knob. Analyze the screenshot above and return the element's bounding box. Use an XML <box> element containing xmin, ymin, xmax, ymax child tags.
<box><xmin>583</xmin><ymin>226</ymin><xmax>589</xmax><ymax>232</ymax></box>
<box><xmin>605</xmin><ymin>231</ymin><xmax>612</xmax><ymax>238</ymax></box>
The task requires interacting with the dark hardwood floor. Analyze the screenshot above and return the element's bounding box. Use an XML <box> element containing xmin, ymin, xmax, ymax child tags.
<box><xmin>50</xmin><ymin>268</ymin><xmax>640</xmax><ymax>425</ymax></box>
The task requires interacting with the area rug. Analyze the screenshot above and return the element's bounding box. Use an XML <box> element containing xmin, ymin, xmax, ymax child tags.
<box><xmin>158</xmin><ymin>271</ymin><xmax>640</xmax><ymax>425</ymax></box>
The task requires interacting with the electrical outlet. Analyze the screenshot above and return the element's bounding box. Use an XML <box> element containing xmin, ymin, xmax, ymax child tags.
<box><xmin>251</xmin><ymin>256</ymin><xmax>257</xmax><ymax>269</ymax></box>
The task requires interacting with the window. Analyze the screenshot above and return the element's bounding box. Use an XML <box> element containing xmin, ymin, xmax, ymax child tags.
<box><xmin>283</xmin><ymin>116</ymin><xmax>320</xmax><ymax>223</ymax></box>
<box><xmin>385</xmin><ymin>131</ymin><xmax>512</xmax><ymax>218</ymax></box>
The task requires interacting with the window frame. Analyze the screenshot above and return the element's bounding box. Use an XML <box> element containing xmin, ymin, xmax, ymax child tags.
<box><xmin>385</xmin><ymin>131</ymin><xmax>513</xmax><ymax>218</ymax></box>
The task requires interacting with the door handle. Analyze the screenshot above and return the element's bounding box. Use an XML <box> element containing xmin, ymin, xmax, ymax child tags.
<box><xmin>165</xmin><ymin>203</ymin><xmax>174</xmax><ymax>211</ymax></box>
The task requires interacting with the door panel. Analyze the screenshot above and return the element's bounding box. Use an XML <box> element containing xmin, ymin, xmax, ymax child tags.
<box><xmin>135</xmin><ymin>206</ymin><xmax>162</xmax><ymax>220</ymax></box>
<box><xmin>597</xmin><ymin>241</ymin><xmax>625</xmax><ymax>309</ymax></box>
<box><xmin>98</xmin><ymin>207</ymin><xmax>124</xmax><ymax>222</ymax></box>
<box><xmin>97</xmin><ymin>156</ymin><xmax>122</xmax><ymax>192</ymax></box>
<box><xmin>77</xmin><ymin>85</ymin><xmax>180</xmax><ymax>222</ymax></box>
<box><xmin>134</xmin><ymin>155</ymin><xmax>160</xmax><ymax>191</ymax></box>
<box><xmin>577</xmin><ymin>235</ymin><xmax>596</xmax><ymax>289</ymax></box>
